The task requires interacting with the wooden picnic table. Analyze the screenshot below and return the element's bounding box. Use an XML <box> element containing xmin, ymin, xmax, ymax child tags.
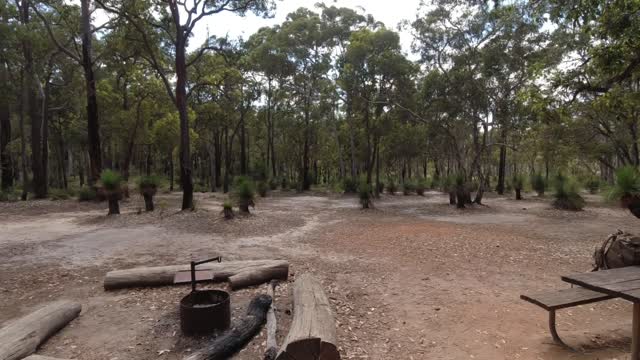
<box><xmin>562</xmin><ymin>266</ymin><xmax>640</xmax><ymax>360</ymax></box>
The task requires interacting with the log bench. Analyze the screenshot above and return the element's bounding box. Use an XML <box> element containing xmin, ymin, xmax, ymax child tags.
<box><xmin>521</xmin><ymin>287</ymin><xmax>615</xmax><ymax>347</ymax></box>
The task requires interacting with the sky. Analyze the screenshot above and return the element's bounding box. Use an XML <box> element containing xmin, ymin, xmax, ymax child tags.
<box><xmin>189</xmin><ymin>0</ymin><xmax>424</xmax><ymax>55</ymax></box>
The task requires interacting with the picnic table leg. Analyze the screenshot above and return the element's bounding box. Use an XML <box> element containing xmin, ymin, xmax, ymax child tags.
<box><xmin>633</xmin><ymin>302</ymin><xmax>640</xmax><ymax>360</ymax></box>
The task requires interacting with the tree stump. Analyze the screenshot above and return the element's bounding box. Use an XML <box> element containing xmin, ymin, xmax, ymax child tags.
<box><xmin>276</xmin><ymin>274</ymin><xmax>340</xmax><ymax>360</ymax></box>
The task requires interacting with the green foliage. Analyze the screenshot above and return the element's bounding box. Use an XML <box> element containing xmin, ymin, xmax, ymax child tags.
<box><xmin>403</xmin><ymin>181</ymin><xmax>415</xmax><ymax>195</ymax></box>
<box><xmin>416</xmin><ymin>179</ymin><xmax>427</xmax><ymax>196</ymax></box>
<box><xmin>49</xmin><ymin>188</ymin><xmax>73</xmax><ymax>201</ymax></box>
<box><xmin>257</xmin><ymin>181</ymin><xmax>269</xmax><ymax>197</ymax></box>
<box><xmin>100</xmin><ymin>170</ymin><xmax>122</xmax><ymax>192</ymax></box>
<box><xmin>531</xmin><ymin>174</ymin><xmax>546</xmax><ymax>196</ymax></box>
<box><xmin>358</xmin><ymin>182</ymin><xmax>372</xmax><ymax>209</ymax></box>
<box><xmin>386</xmin><ymin>180</ymin><xmax>398</xmax><ymax>195</ymax></box>
<box><xmin>233</xmin><ymin>176</ymin><xmax>256</xmax><ymax>212</ymax></box>
<box><xmin>268</xmin><ymin>178</ymin><xmax>279</xmax><ymax>190</ymax></box>
<box><xmin>0</xmin><ymin>188</ymin><xmax>20</xmax><ymax>202</ymax></box>
<box><xmin>342</xmin><ymin>177</ymin><xmax>358</xmax><ymax>193</ymax></box>
<box><xmin>553</xmin><ymin>174</ymin><xmax>585</xmax><ymax>211</ymax></box>
<box><xmin>511</xmin><ymin>174</ymin><xmax>525</xmax><ymax>190</ymax></box>
<box><xmin>584</xmin><ymin>177</ymin><xmax>601</xmax><ymax>194</ymax></box>
<box><xmin>138</xmin><ymin>175</ymin><xmax>160</xmax><ymax>193</ymax></box>
<box><xmin>77</xmin><ymin>187</ymin><xmax>97</xmax><ymax>202</ymax></box>
<box><xmin>609</xmin><ymin>166</ymin><xmax>640</xmax><ymax>202</ymax></box>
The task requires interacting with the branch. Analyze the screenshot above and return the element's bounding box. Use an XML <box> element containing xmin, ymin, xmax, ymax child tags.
<box><xmin>31</xmin><ymin>4</ymin><xmax>82</xmax><ymax>64</ymax></box>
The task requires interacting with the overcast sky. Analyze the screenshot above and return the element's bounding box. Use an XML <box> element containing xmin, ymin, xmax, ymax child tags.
<box><xmin>189</xmin><ymin>0</ymin><xmax>424</xmax><ymax>55</ymax></box>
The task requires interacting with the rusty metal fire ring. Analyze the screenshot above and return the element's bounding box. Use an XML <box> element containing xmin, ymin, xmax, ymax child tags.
<box><xmin>180</xmin><ymin>289</ymin><xmax>230</xmax><ymax>335</ymax></box>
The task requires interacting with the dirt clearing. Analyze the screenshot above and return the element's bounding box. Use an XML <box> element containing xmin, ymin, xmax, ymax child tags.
<box><xmin>1</xmin><ymin>191</ymin><xmax>639</xmax><ymax>359</ymax></box>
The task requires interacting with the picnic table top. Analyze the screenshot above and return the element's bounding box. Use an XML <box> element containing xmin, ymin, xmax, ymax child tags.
<box><xmin>562</xmin><ymin>266</ymin><xmax>640</xmax><ymax>303</ymax></box>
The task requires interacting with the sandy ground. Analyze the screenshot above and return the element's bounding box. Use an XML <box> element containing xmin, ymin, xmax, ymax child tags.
<box><xmin>1</xmin><ymin>190</ymin><xmax>640</xmax><ymax>359</ymax></box>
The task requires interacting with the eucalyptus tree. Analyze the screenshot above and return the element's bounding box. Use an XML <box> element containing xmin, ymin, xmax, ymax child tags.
<box><xmin>97</xmin><ymin>0</ymin><xmax>274</xmax><ymax>210</ymax></box>
<box><xmin>341</xmin><ymin>27</ymin><xmax>416</xmax><ymax>188</ymax></box>
<box><xmin>32</xmin><ymin>0</ymin><xmax>108</xmax><ymax>188</ymax></box>
<box><xmin>277</xmin><ymin>8</ymin><xmax>332</xmax><ymax>190</ymax></box>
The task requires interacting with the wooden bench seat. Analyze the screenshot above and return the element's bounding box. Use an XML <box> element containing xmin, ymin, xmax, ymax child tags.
<box><xmin>521</xmin><ymin>287</ymin><xmax>615</xmax><ymax>347</ymax></box>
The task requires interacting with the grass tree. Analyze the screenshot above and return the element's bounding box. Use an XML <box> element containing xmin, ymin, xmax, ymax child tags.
<box><xmin>585</xmin><ymin>177</ymin><xmax>601</xmax><ymax>194</ymax></box>
<box><xmin>454</xmin><ymin>174</ymin><xmax>466</xmax><ymax>209</ymax></box>
<box><xmin>101</xmin><ymin>170</ymin><xmax>122</xmax><ymax>215</ymax></box>
<box><xmin>138</xmin><ymin>175</ymin><xmax>160</xmax><ymax>212</ymax></box>
<box><xmin>234</xmin><ymin>177</ymin><xmax>256</xmax><ymax>213</ymax></box>
<box><xmin>386</xmin><ymin>180</ymin><xmax>397</xmax><ymax>195</ymax></box>
<box><xmin>552</xmin><ymin>174</ymin><xmax>585</xmax><ymax>211</ymax></box>
<box><xmin>221</xmin><ymin>201</ymin><xmax>234</xmax><ymax>219</ymax></box>
<box><xmin>512</xmin><ymin>174</ymin><xmax>524</xmax><ymax>200</ymax></box>
<box><xmin>403</xmin><ymin>181</ymin><xmax>415</xmax><ymax>195</ymax></box>
<box><xmin>609</xmin><ymin>166</ymin><xmax>640</xmax><ymax>218</ymax></box>
<box><xmin>531</xmin><ymin>173</ymin><xmax>545</xmax><ymax>196</ymax></box>
<box><xmin>416</xmin><ymin>179</ymin><xmax>427</xmax><ymax>196</ymax></box>
<box><xmin>257</xmin><ymin>181</ymin><xmax>269</xmax><ymax>197</ymax></box>
<box><xmin>359</xmin><ymin>182</ymin><xmax>372</xmax><ymax>209</ymax></box>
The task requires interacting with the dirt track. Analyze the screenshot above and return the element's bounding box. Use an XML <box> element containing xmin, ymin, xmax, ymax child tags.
<box><xmin>1</xmin><ymin>190</ymin><xmax>639</xmax><ymax>359</ymax></box>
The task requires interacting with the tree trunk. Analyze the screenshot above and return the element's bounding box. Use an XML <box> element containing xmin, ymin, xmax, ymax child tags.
<box><xmin>103</xmin><ymin>260</ymin><xmax>289</xmax><ymax>290</ymax></box>
<box><xmin>81</xmin><ymin>0</ymin><xmax>102</xmax><ymax>186</ymax></box>
<box><xmin>143</xmin><ymin>193</ymin><xmax>154</xmax><ymax>211</ymax></box>
<box><xmin>169</xmin><ymin>154</ymin><xmax>174</xmax><ymax>192</ymax></box>
<box><xmin>0</xmin><ymin>301</ymin><xmax>81</xmax><ymax>360</ymax></box>
<box><xmin>240</xmin><ymin>104</ymin><xmax>247</xmax><ymax>175</ymax></box>
<box><xmin>19</xmin><ymin>69</ymin><xmax>29</xmax><ymax>200</ymax></box>
<box><xmin>184</xmin><ymin>295</ymin><xmax>272</xmax><ymax>360</ymax></box>
<box><xmin>108</xmin><ymin>195</ymin><xmax>120</xmax><ymax>215</ymax></box>
<box><xmin>276</xmin><ymin>273</ymin><xmax>340</xmax><ymax>360</ymax></box>
<box><xmin>228</xmin><ymin>266</ymin><xmax>289</xmax><ymax>290</ymax></box>
<box><xmin>515</xmin><ymin>188</ymin><xmax>522</xmax><ymax>200</ymax></box>
<box><xmin>496</xmin><ymin>128</ymin><xmax>507</xmax><ymax>195</ymax></box>
<box><xmin>264</xmin><ymin>281</ymin><xmax>278</xmax><ymax>360</ymax></box>
<box><xmin>0</xmin><ymin>62</ymin><xmax>12</xmax><ymax>190</ymax></box>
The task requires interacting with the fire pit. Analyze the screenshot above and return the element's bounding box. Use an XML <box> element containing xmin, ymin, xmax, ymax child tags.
<box><xmin>179</xmin><ymin>257</ymin><xmax>231</xmax><ymax>335</ymax></box>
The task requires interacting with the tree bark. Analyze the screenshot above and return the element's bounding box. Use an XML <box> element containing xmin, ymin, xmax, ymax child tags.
<box><xmin>103</xmin><ymin>259</ymin><xmax>289</xmax><ymax>290</ymax></box>
<box><xmin>0</xmin><ymin>300</ymin><xmax>81</xmax><ymax>360</ymax></box>
<box><xmin>276</xmin><ymin>273</ymin><xmax>340</xmax><ymax>360</ymax></box>
<box><xmin>184</xmin><ymin>294</ymin><xmax>272</xmax><ymax>360</ymax></box>
<box><xmin>228</xmin><ymin>266</ymin><xmax>289</xmax><ymax>290</ymax></box>
<box><xmin>81</xmin><ymin>0</ymin><xmax>102</xmax><ymax>186</ymax></box>
<box><xmin>264</xmin><ymin>281</ymin><xmax>278</xmax><ymax>360</ymax></box>
<box><xmin>0</xmin><ymin>62</ymin><xmax>12</xmax><ymax>190</ymax></box>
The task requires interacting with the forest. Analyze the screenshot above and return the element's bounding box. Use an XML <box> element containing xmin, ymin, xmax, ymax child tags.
<box><xmin>0</xmin><ymin>0</ymin><xmax>638</xmax><ymax>209</ymax></box>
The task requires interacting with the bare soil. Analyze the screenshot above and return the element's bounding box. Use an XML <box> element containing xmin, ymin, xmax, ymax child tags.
<box><xmin>1</xmin><ymin>190</ymin><xmax>640</xmax><ymax>359</ymax></box>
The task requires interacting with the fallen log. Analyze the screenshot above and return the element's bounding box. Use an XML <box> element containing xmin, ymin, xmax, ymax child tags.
<box><xmin>264</xmin><ymin>281</ymin><xmax>279</xmax><ymax>360</ymax></box>
<box><xmin>0</xmin><ymin>300</ymin><xmax>82</xmax><ymax>360</ymax></box>
<box><xmin>276</xmin><ymin>274</ymin><xmax>340</xmax><ymax>360</ymax></box>
<box><xmin>228</xmin><ymin>266</ymin><xmax>288</xmax><ymax>290</ymax></box>
<box><xmin>184</xmin><ymin>294</ymin><xmax>272</xmax><ymax>360</ymax></box>
<box><xmin>23</xmin><ymin>356</ymin><xmax>71</xmax><ymax>360</ymax></box>
<box><xmin>103</xmin><ymin>260</ymin><xmax>289</xmax><ymax>290</ymax></box>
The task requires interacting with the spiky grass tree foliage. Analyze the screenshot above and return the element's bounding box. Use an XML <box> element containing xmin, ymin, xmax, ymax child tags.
<box><xmin>257</xmin><ymin>181</ymin><xmax>269</xmax><ymax>197</ymax></box>
<box><xmin>101</xmin><ymin>170</ymin><xmax>122</xmax><ymax>215</ymax></box>
<box><xmin>443</xmin><ymin>175</ymin><xmax>456</xmax><ymax>205</ymax></box>
<box><xmin>358</xmin><ymin>182</ymin><xmax>373</xmax><ymax>209</ymax></box>
<box><xmin>512</xmin><ymin>174</ymin><xmax>525</xmax><ymax>200</ymax></box>
<box><xmin>221</xmin><ymin>201</ymin><xmax>234</xmax><ymax>219</ymax></box>
<box><xmin>138</xmin><ymin>175</ymin><xmax>160</xmax><ymax>212</ymax></box>
<box><xmin>268</xmin><ymin>178</ymin><xmax>278</xmax><ymax>190</ymax></box>
<box><xmin>553</xmin><ymin>174</ymin><xmax>585</xmax><ymax>211</ymax></box>
<box><xmin>403</xmin><ymin>181</ymin><xmax>415</xmax><ymax>195</ymax></box>
<box><xmin>585</xmin><ymin>177</ymin><xmax>601</xmax><ymax>194</ymax></box>
<box><xmin>386</xmin><ymin>180</ymin><xmax>398</xmax><ymax>195</ymax></box>
<box><xmin>343</xmin><ymin>177</ymin><xmax>358</xmax><ymax>193</ymax></box>
<box><xmin>609</xmin><ymin>166</ymin><xmax>640</xmax><ymax>218</ymax></box>
<box><xmin>531</xmin><ymin>173</ymin><xmax>546</xmax><ymax>196</ymax></box>
<box><xmin>233</xmin><ymin>176</ymin><xmax>256</xmax><ymax>213</ymax></box>
<box><xmin>416</xmin><ymin>179</ymin><xmax>427</xmax><ymax>196</ymax></box>
<box><xmin>77</xmin><ymin>187</ymin><xmax>97</xmax><ymax>202</ymax></box>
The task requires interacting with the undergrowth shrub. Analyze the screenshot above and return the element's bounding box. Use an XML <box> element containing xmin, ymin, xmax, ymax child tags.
<box><xmin>386</xmin><ymin>180</ymin><xmax>398</xmax><ymax>195</ymax></box>
<box><xmin>531</xmin><ymin>173</ymin><xmax>546</xmax><ymax>196</ymax></box>
<box><xmin>343</xmin><ymin>177</ymin><xmax>358</xmax><ymax>193</ymax></box>
<box><xmin>77</xmin><ymin>187</ymin><xmax>97</xmax><ymax>202</ymax></box>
